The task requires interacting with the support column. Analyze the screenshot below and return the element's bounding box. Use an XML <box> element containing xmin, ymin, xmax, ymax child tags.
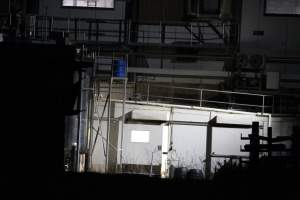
<box><xmin>205</xmin><ymin>116</ymin><xmax>217</xmax><ymax>179</ymax></box>
<box><xmin>161</xmin><ymin>125</ymin><xmax>169</xmax><ymax>178</ymax></box>
<box><xmin>267</xmin><ymin>127</ymin><xmax>272</xmax><ymax>158</ymax></box>
<box><xmin>250</xmin><ymin>122</ymin><xmax>260</xmax><ymax>165</ymax></box>
<box><xmin>107</xmin><ymin>102</ymin><xmax>119</xmax><ymax>173</ymax></box>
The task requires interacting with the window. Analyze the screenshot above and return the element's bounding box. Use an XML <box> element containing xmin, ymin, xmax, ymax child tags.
<box><xmin>62</xmin><ymin>0</ymin><xmax>114</xmax><ymax>9</ymax></box>
<box><xmin>265</xmin><ymin>0</ymin><xmax>300</xmax><ymax>16</ymax></box>
<box><xmin>130</xmin><ymin>131</ymin><xmax>150</xmax><ymax>143</ymax></box>
<box><xmin>186</xmin><ymin>0</ymin><xmax>220</xmax><ymax>17</ymax></box>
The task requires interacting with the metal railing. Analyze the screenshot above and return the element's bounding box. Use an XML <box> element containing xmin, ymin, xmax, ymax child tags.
<box><xmin>0</xmin><ymin>14</ymin><xmax>239</xmax><ymax>47</ymax></box>
<box><xmin>95</xmin><ymin>81</ymin><xmax>274</xmax><ymax>114</ymax></box>
<box><xmin>142</xmin><ymin>84</ymin><xmax>273</xmax><ymax>114</ymax></box>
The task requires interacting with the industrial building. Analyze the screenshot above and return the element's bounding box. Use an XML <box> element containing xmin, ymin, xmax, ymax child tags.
<box><xmin>1</xmin><ymin>0</ymin><xmax>300</xmax><ymax>196</ymax></box>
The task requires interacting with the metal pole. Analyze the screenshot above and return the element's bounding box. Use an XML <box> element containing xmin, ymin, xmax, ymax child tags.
<box><xmin>75</xmin><ymin>19</ymin><xmax>78</xmax><ymax>41</ymax></box>
<box><xmin>120</xmin><ymin>78</ymin><xmax>127</xmax><ymax>173</ymax></box>
<box><xmin>190</xmin><ymin>24</ymin><xmax>193</xmax><ymax>45</ymax></box>
<box><xmin>262</xmin><ymin>96</ymin><xmax>265</xmax><ymax>114</ymax></box>
<box><xmin>150</xmin><ymin>151</ymin><xmax>154</xmax><ymax>177</ymax></box>
<box><xmin>76</xmin><ymin>70</ymin><xmax>83</xmax><ymax>172</ymax></box>
<box><xmin>200</xmin><ymin>90</ymin><xmax>203</xmax><ymax>107</ymax></box>
<box><xmin>33</xmin><ymin>16</ymin><xmax>36</xmax><ymax>39</ymax></box>
<box><xmin>147</xmin><ymin>83</ymin><xmax>150</xmax><ymax>103</ymax></box>
<box><xmin>51</xmin><ymin>16</ymin><xmax>53</xmax><ymax>32</ymax></box>
<box><xmin>8</xmin><ymin>0</ymin><xmax>11</xmax><ymax>26</ymax></box>
<box><xmin>250</xmin><ymin>122</ymin><xmax>260</xmax><ymax>165</ymax></box>
<box><xmin>78</xmin><ymin>19</ymin><xmax>81</xmax><ymax>40</ymax></box>
<box><xmin>67</xmin><ymin>18</ymin><xmax>70</xmax><ymax>33</ymax></box>
<box><xmin>128</xmin><ymin>20</ymin><xmax>131</xmax><ymax>43</ymax></box>
<box><xmin>45</xmin><ymin>7</ymin><xmax>48</xmax><ymax>40</ymax></box>
<box><xmin>106</xmin><ymin>77</ymin><xmax>113</xmax><ymax>173</ymax></box>
<box><xmin>272</xmin><ymin>96</ymin><xmax>275</xmax><ymax>114</ymax></box>
<box><xmin>222</xmin><ymin>23</ymin><xmax>225</xmax><ymax>39</ymax></box>
<box><xmin>267</xmin><ymin>127</ymin><xmax>272</xmax><ymax>158</ymax></box>
<box><xmin>118</xmin><ymin>20</ymin><xmax>122</xmax><ymax>43</ymax></box>
<box><xmin>87</xmin><ymin>80</ymin><xmax>95</xmax><ymax>172</ymax></box>
<box><xmin>279</xmin><ymin>96</ymin><xmax>282</xmax><ymax>114</ymax></box>
<box><xmin>160</xmin><ymin>21</ymin><xmax>162</xmax><ymax>44</ymax></box>
<box><xmin>120</xmin><ymin>55</ymin><xmax>128</xmax><ymax>173</ymax></box>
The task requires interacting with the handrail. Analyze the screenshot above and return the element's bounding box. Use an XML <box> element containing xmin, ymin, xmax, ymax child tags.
<box><xmin>150</xmin><ymin>84</ymin><xmax>272</xmax><ymax>97</ymax></box>
<box><xmin>33</xmin><ymin>15</ymin><xmax>228</xmax><ymax>25</ymax></box>
<box><xmin>94</xmin><ymin>81</ymin><xmax>274</xmax><ymax>114</ymax></box>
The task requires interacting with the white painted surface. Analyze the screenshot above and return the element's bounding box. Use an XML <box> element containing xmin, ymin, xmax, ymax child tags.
<box><xmin>91</xmin><ymin>102</ymin><xmax>300</xmax><ymax>173</ymax></box>
<box><xmin>161</xmin><ymin>125</ymin><xmax>170</xmax><ymax>178</ymax></box>
<box><xmin>120</xmin><ymin>124</ymin><xmax>162</xmax><ymax>165</ymax></box>
<box><xmin>130</xmin><ymin>110</ymin><xmax>170</xmax><ymax>122</ymax></box>
<box><xmin>171</xmin><ymin>125</ymin><xmax>207</xmax><ymax>170</ymax></box>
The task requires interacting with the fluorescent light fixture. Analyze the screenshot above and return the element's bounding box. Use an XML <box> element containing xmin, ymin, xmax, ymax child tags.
<box><xmin>131</xmin><ymin>130</ymin><xmax>150</xmax><ymax>143</ymax></box>
<box><xmin>62</xmin><ymin>0</ymin><xmax>114</xmax><ymax>8</ymax></box>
